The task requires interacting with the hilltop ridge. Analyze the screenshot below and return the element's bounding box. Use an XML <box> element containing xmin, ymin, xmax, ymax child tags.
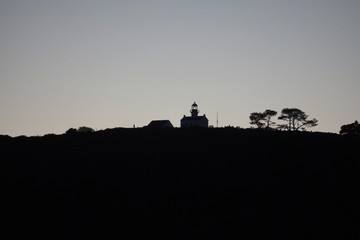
<box><xmin>3</xmin><ymin>128</ymin><xmax>359</xmax><ymax>238</ymax></box>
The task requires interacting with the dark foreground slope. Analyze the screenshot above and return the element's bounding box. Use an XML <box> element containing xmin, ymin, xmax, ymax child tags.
<box><xmin>2</xmin><ymin>129</ymin><xmax>360</xmax><ymax>238</ymax></box>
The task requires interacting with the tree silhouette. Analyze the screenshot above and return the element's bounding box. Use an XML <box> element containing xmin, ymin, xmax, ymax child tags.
<box><xmin>65</xmin><ymin>128</ymin><xmax>77</xmax><ymax>135</ymax></box>
<box><xmin>278</xmin><ymin>108</ymin><xmax>318</xmax><ymax>131</ymax></box>
<box><xmin>263</xmin><ymin>110</ymin><xmax>277</xmax><ymax>129</ymax></box>
<box><xmin>65</xmin><ymin>126</ymin><xmax>94</xmax><ymax>135</ymax></box>
<box><xmin>249</xmin><ymin>112</ymin><xmax>265</xmax><ymax>128</ymax></box>
<box><xmin>77</xmin><ymin>126</ymin><xmax>95</xmax><ymax>133</ymax></box>
<box><xmin>249</xmin><ymin>109</ymin><xmax>277</xmax><ymax>129</ymax></box>
<box><xmin>340</xmin><ymin>121</ymin><xmax>360</xmax><ymax>135</ymax></box>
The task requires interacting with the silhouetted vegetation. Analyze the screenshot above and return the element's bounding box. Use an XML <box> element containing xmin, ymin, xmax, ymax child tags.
<box><xmin>278</xmin><ymin>108</ymin><xmax>318</xmax><ymax>131</ymax></box>
<box><xmin>249</xmin><ymin>108</ymin><xmax>318</xmax><ymax>132</ymax></box>
<box><xmin>2</xmin><ymin>128</ymin><xmax>359</xmax><ymax>238</ymax></box>
<box><xmin>340</xmin><ymin>120</ymin><xmax>360</xmax><ymax>135</ymax></box>
<box><xmin>65</xmin><ymin>127</ymin><xmax>77</xmax><ymax>135</ymax></box>
<box><xmin>249</xmin><ymin>109</ymin><xmax>277</xmax><ymax>129</ymax></box>
<box><xmin>65</xmin><ymin>126</ymin><xmax>95</xmax><ymax>135</ymax></box>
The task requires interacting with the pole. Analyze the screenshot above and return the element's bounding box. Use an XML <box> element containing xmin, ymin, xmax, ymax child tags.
<box><xmin>216</xmin><ymin>112</ymin><xmax>219</xmax><ymax>128</ymax></box>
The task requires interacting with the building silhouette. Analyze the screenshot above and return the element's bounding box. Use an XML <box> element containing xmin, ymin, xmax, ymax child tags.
<box><xmin>181</xmin><ymin>102</ymin><xmax>208</xmax><ymax>128</ymax></box>
<box><xmin>147</xmin><ymin>120</ymin><xmax>174</xmax><ymax>128</ymax></box>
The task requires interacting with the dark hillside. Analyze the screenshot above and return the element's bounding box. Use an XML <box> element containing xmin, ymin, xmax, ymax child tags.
<box><xmin>2</xmin><ymin>129</ymin><xmax>360</xmax><ymax>238</ymax></box>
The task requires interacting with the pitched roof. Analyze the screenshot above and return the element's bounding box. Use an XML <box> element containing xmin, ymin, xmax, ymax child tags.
<box><xmin>147</xmin><ymin>120</ymin><xmax>174</xmax><ymax>128</ymax></box>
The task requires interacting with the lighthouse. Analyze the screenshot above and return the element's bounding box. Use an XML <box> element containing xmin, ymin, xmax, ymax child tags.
<box><xmin>191</xmin><ymin>102</ymin><xmax>199</xmax><ymax>117</ymax></box>
<box><xmin>180</xmin><ymin>102</ymin><xmax>209</xmax><ymax>128</ymax></box>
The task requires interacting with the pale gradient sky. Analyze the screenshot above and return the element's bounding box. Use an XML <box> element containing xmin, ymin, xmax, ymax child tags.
<box><xmin>1</xmin><ymin>0</ymin><xmax>359</xmax><ymax>136</ymax></box>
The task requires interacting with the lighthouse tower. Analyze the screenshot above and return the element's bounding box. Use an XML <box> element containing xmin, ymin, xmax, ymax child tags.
<box><xmin>191</xmin><ymin>102</ymin><xmax>199</xmax><ymax>117</ymax></box>
<box><xmin>181</xmin><ymin>102</ymin><xmax>208</xmax><ymax>128</ymax></box>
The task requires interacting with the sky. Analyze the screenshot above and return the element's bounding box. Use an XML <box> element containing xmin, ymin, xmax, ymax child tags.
<box><xmin>1</xmin><ymin>0</ymin><xmax>359</xmax><ymax>136</ymax></box>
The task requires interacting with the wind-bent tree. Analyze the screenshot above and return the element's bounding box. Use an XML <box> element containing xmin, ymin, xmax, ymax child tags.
<box><xmin>250</xmin><ymin>112</ymin><xmax>266</xmax><ymax>128</ymax></box>
<box><xmin>340</xmin><ymin>121</ymin><xmax>360</xmax><ymax>135</ymax></box>
<box><xmin>249</xmin><ymin>109</ymin><xmax>277</xmax><ymax>129</ymax></box>
<box><xmin>278</xmin><ymin>108</ymin><xmax>318</xmax><ymax>131</ymax></box>
<box><xmin>263</xmin><ymin>109</ymin><xmax>277</xmax><ymax>129</ymax></box>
